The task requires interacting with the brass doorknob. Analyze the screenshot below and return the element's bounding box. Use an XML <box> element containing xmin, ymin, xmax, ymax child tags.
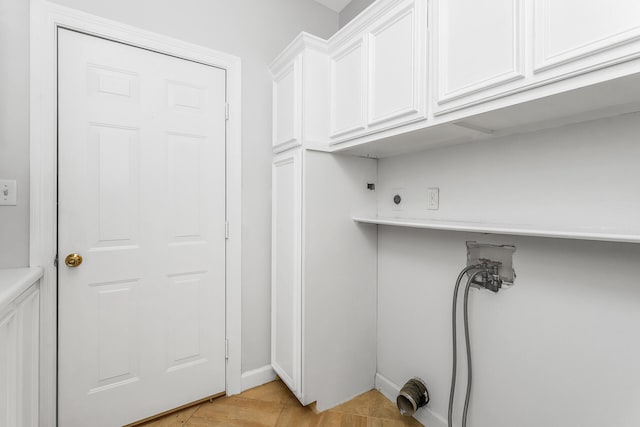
<box><xmin>65</xmin><ymin>253</ymin><xmax>83</xmax><ymax>268</ymax></box>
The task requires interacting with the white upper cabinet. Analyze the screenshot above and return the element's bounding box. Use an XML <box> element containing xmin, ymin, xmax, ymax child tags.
<box><xmin>271</xmin><ymin>34</ymin><xmax>329</xmax><ymax>154</ymax></box>
<box><xmin>272</xmin><ymin>60</ymin><xmax>301</xmax><ymax>152</ymax></box>
<box><xmin>433</xmin><ymin>0</ymin><xmax>525</xmax><ymax>112</ymax></box>
<box><xmin>368</xmin><ymin>0</ymin><xmax>426</xmax><ymax>129</ymax></box>
<box><xmin>434</xmin><ymin>0</ymin><xmax>640</xmax><ymax>116</ymax></box>
<box><xmin>330</xmin><ymin>37</ymin><xmax>367</xmax><ymax>139</ymax></box>
<box><xmin>533</xmin><ymin>0</ymin><xmax>640</xmax><ymax>73</ymax></box>
<box><xmin>329</xmin><ymin>0</ymin><xmax>427</xmax><ymax>144</ymax></box>
<box><xmin>272</xmin><ymin>0</ymin><xmax>640</xmax><ymax>157</ymax></box>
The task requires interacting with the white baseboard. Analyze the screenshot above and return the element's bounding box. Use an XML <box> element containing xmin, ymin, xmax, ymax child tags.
<box><xmin>375</xmin><ymin>373</ymin><xmax>447</xmax><ymax>427</ymax></box>
<box><xmin>240</xmin><ymin>365</ymin><xmax>277</xmax><ymax>392</ymax></box>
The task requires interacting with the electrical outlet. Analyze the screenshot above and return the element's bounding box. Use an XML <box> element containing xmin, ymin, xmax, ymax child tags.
<box><xmin>427</xmin><ymin>187</ymin><xmax>439</xmax><ymax>210</ymax></box>
<box><xmin>0</xmin><ymin>180</ymin><xmax>17</xmax><ymax>206</ymax></box>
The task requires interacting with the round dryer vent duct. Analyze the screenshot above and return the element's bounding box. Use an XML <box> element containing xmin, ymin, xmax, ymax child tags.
<box><xmin>396</xmin><ymin>377</ymin><xmax>429</xmax><ymax>416</ymax></box>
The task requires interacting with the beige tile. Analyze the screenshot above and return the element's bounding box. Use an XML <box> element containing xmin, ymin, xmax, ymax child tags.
<box><xmin>331</xmin><ymin>390</ymin><xmax>412</xmax><ymax>421</ymax></box>
<box><xmin>240</xmin><ymin>380</ymin><xmax>301</xmax><ymax>407</ymax></box>
<box><xmin>188</xmin><ymin>396</ymin><xmax>282</xmax><ymax>427</ymax></box>
<box><xmin>366</xmin><ymin>416</ymin><xmax>424</xmax><ymax>427</ymax></box>
<box><xmin>186</xmin><ymin>417</ymin><xmax>263</xmax><ymax>427</ymax></box>
<box><xmin>139</xmin><ymin>405</ymin><xmax>199</xmax><ymax>427</ymax></box>
<box><xmin>317</xmin><ymin>411</ymin><xmax>369</xmax><ymax>427</ymax></box>
<box><xmin>148</xmin><ymin>380</ymin><xmax>423</xmax><ymax>427</ymax></box>
<box><xmin>366</xmin><ymin>391</ymin><xmax>408</xmax><ymax>421</ymax></box>
<box><xmin>329</xmin><ymin>391</ymin><xmax>376</xmax><ymax>417</ymax></box>
<box><xmin>276</xmin><ymin>406</ymin><xmax>322</xmax><ymax>427</ymax></box>
<box><xmin>269</xmin><ymin>401</ymin><xmax>374</xmax><ymax>427</ymax></box>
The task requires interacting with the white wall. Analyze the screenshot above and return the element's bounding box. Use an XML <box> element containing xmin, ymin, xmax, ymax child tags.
<box><xmin>339</xmin><ymin>0</ymin><xmax>375</xmax><ymax>28</ymax></box>
<box><xmin>376</xmin><ymin>115</ymin><xmax>640</xmax><ymax>427</ymax></box>
<box><xmin>0</xmin><ymin>0</ymin><xmax>30</xmax><ymax>268</ymax></box>
<box><xmin>377</xmin><ymin>114</ymin><xmax>640</xmax><ymax>235</ymax></box>
<box><xmin>1</xmin><ymin>0</ymin><xmax>338</xmax><ymax>373</ymax></box>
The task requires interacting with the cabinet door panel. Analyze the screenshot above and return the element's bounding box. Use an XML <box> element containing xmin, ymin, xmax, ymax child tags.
<box><xmin>435</xmin><ymin>0</ymin><xmax>524</xmax><ymax>106</ymax></box>
<box><xmin>273</xmin><ymin>60</ymin><xmax>301</xmax><ymax>152</ymax></box>
<box><xmin>330</xmin><ymin>38</ymin><xmax>366</xmax><ymax>140</ymax></box>
<box><xmin>534</xmin><ymin>0</ymin><xmax>640</xmax><ymax>72</ymax></box>
<box><xmin>368</xmin><ymin>3</ymin><xmax>422</xmax><ymax>127</ymax></box>
<box><xmin>271</xmin><ymin>150</ymin><xmax>301</xmax><ymax>397</ymax></box>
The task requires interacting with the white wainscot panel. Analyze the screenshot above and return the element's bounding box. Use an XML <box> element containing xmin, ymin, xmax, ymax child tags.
<box><xmin>18</xmin><ymin>290</ymin><xmax>39</xmax><ymax>427</ymax></box>
<box><xmin>0</xmin><ymin>312</ymin><xmax>18</xmax><ymax>426</ymax></box>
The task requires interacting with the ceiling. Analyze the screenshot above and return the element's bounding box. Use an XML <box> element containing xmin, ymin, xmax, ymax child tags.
<box><xmin>314</xmin><ymin>0</ymin><xmax>354</xmax><ymax>13</ymax></box>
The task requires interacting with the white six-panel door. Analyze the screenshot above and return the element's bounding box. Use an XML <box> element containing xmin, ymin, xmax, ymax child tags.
<box><xmin>58</xmin><ymin>29</ymin><xmax>227</xmax><ymax>426</ymax></box>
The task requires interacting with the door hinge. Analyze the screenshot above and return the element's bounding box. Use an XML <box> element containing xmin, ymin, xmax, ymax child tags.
<box><xmin>225</xmin><ymin>103</ymin><xmax>230</xmax><ymax>121</ymax></box>
<box><xmin>53</xmin><ymin>253</ymin><xmax>58</xmax><ymax>268</ymax></box>
<box><xmin>225</xmin><ymin>221</ymin><xmax>230</xmax><ymax>239</ymax></box>
<box><xmin>225</xmin><ymin>339</ymin><xmax>229</xmax><ymax>360</ymax></box>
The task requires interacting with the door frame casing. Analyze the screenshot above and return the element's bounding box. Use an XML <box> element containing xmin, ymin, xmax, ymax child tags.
<box><xmin>29</xmin><ymin>2</ymin><xmax>243</xmax><ymax>425</ymax></box>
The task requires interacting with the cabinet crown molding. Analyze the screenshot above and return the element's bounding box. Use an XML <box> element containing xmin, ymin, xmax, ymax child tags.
<box><xmin>270</xmin><ymin>0</ymin><xmax>409</xmax><ymax>74</ymax></box>
<box><xmin>270</xmin><ymin>32</ymin><xmax>328</xmax><ymax>73</ymax></box>
<box><xmin>328</xmin><ymin>0</ymin><xmax>408</xmax><ymax>49</ymax></box>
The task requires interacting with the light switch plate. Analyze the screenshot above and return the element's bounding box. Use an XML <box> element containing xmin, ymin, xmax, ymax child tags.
<box><xmin>427</xmin><ymin>187</ymin><xmax>439</xmax><ymax>210</ymax></box>
<box><xmin>0</xmin><ymin>180</ymin><xmax>17</xmax><ymax>206</ymax></box>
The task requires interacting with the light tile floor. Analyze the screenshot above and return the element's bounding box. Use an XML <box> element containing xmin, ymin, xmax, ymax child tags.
<box><xmin>141</xmin><ymin>379</ymin><xmax>423</xmax><ymax>427</ymax></box>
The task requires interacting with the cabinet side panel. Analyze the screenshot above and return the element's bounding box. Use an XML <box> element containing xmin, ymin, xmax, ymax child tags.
<box><xmin>302</xmin><ymin>151</ymin><xmax>377</xmax><ymax>410</ymax></box>
<box><xmin>271</xmin><ymin>151</ymin><xmax>302</xmax><ymax>396</ymax></box>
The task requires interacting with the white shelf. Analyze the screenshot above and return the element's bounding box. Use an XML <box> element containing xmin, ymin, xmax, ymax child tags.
<box><xmin>352</xmin><ymin>216</ymin><xmax>640</xmax><ymax>244</ymax></box>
